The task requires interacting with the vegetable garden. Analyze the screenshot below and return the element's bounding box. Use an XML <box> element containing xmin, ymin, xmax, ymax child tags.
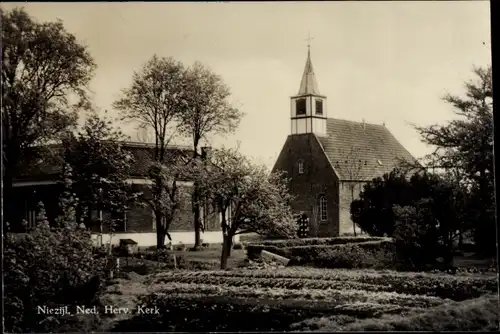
<box><xmin>110</xmin><ymin>267</ymin><xmax>498</xmax><ymax>332</ymax></box>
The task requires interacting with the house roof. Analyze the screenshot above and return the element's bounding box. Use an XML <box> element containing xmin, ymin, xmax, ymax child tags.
<box><xmin>15</xmin><ymin>142</ymin><xmax>193</xmax><ymax>181</ymax></box>
<box><xmin>316</xmin><ymin>118</ymin><xmax>418</xmax><ymax>181</ymax></box>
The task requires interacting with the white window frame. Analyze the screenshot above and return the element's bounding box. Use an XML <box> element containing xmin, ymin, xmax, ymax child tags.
<box><xmin>298</xmin><ymin>160</ymin><xmax>304</xmax><ymax>174</ymax></box>
<box><xmin>319</xmin><ymin>195</ymin><xmax>327</xmax><ymax>221</ymax></box>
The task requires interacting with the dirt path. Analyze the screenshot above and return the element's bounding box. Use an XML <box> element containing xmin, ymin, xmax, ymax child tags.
<box><xmin>98</xmin><ymin>273</ymin><xmax>163</xmax><ymax>331</ymax></box>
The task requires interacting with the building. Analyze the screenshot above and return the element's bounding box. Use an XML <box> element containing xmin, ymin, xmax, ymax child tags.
<box><xmin>10</xmin><ymin>142</ymin><xmax>236</xmax><ymax>246</ymax></box>
<box><xmin>272</xmin><ymin>47</ymin><xmax>418</xmax><ymax>236</ymax></box>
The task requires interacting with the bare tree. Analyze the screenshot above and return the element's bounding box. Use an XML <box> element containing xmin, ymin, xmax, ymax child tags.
<box><xmin>113</xmin><ymin>55</ymin><xmax>187</xmax><ymax>248</ymax></box>
<box><xmin>178</xmin><ymin>61</ymin><xmax>243</xmax><ymax>248</ymax></box>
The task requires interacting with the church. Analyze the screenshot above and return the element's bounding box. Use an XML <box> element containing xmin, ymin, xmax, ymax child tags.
<box><xmin>272</xmin><ymin>47</ymin><xmax>417</xmax><ymax>237</ymax></box>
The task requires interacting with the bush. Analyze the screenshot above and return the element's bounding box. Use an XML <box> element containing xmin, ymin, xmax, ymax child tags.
<box><xmin>233</xmin><ymin>242</ymin><xmax>244</xmax><ymax>250</ymax></box>
<box><xmin>4</xmin><ymin>223</ymin><xmax>106</xmax><ymax>333</ymax></box>
<box><xmin>252</xmin><ymin>236</ymin><xmax>387</xmax><ymax>248</ymax></box>
<box><xmin>247</xmin><ymin>240</ymin><xmax>396</xmax><ymax>269</ymax></box>
<box><xmin>393</xmin><ymin>202</ymin><xmax>452</xmax><ymax>270</ymax></box>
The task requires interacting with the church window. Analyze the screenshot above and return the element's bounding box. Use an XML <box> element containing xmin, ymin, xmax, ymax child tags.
<box><xmin>318</xmin><ymin>195</ymin><xmax>327</xmax><ymax>221</ymax></box>
<box><xmin>315</xmin><ymin>99</ymin><xmax>323</xmax><ymax>115</ymax></box>
<box><xmin>296</xmin><ymin>99</ymin><xmax>306</xmax><ymax>115</ymax></box>
<box><xmin>298</xmin><ymin>160</ymin><xmax>304</xmax><ymax>174</ymax></box>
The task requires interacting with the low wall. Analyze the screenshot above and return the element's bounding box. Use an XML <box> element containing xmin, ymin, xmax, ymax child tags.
<box><xmin>91</xmin><ymin>231</ymin><xmax>239</xmax><ymax>247</ymax></box>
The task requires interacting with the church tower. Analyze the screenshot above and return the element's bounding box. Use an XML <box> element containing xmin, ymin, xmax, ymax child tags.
<box><xmin>290</xmin><ymin>46</ymin><xmax>327</xmax><ymax>136</ymax></box>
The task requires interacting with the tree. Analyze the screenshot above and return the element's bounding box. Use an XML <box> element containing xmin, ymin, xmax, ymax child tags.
<box><xmin>55</xmin><ymin>163</ymin><xmax>78</xmax><ymax>228</ymax></box>
<box><xmin>178</xmin><ymin>61</ymin><xmax>243</xmax><ymax>248</ymax></box>
<box><xmin>334</xmin><ymin>146</ymin><xmax>366</xmax><ymax>236</ymax></box>
<box><xmin>113</xmin><ymin>55</ymin><xmax>188</xmax><ymax>248</ymax></box>
<box><xmin>63</xmin><ymin>111</ymin><xmax>140</xmax><ymax>246</ymax></box>
<box><xmin>147</xmin><ymin>159</ymin><xmax>193</xmax><ymax>248</ymax></box>
<box><xmin>350</xmin><ymin>169</ymin><xmax>413</xmax><ymax>237</ymax></box>
<box><xmin>1</xmin><ymin>7</ymin><xmax>95</xmax><ymax>227</ymax></box>
<box><xmin>414</xmin><ymin>66</ymin><xmax>495</xmax><ymax>256</ymax></box>
<box><xmin>351</xmin><ymin>169</ymin><xmax>466</xmax><ymax>242</ymax></box>
<box><xmin>195</xmin><ymin>148</ymin><xmax>297</xmax><ymax>269</ymax></box>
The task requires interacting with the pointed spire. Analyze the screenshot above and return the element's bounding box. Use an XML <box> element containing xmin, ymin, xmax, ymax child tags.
<box><xmin>298</xmin><ymin>43</ymin><xmax>320</xmax><ymax>95</ymax></box>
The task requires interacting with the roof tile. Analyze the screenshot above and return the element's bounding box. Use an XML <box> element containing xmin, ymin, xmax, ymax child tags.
<box><xmin>317</xmin><ymin>118</ymin><xmax>418</xmax><ymax>181</ymax></box>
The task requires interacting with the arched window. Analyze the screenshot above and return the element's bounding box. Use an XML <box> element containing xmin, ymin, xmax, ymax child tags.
<box><xmin>318</xmin><ymin>195</ymin><xmax>327</xmax><ymax>221</ymax></box>
<box><xmin>298</xmin><ymin>160</ymin><xmax>304</xmax><ymax>174</ymax></box>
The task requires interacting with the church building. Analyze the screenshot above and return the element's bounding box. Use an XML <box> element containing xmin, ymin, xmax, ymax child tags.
<box><xmin>272</xmin><ymin>46</ymin><xmax>417</xmax><ymax>236</ymax></box>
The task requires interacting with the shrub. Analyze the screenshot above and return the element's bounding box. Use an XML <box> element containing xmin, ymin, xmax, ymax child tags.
<box><xmin>311</xmin><ymin>243</ymin><xmax>396</xmax><ymax>269</ymax></box>
<box><xmin>252</xmin><ymin>236</ymin><xmax>387</xmax><ymax>248</ymax></box>
<box><xmin>4</xmin><ymin>223</ymin><xmax>106</xmax><ymax>333</ymax></box>
<box><xmin>233</xmin><ymin>242</ymin><xmax>244</xmax><ymax>250</ymax></box>
<box><xmin>247</xmin><ymin>240</ymin><xmax>396</xmax><ymax>269</ymax></box>
<box><xmin>392</xmin><ymin>202</ymin><xmax>451</xmax><ymax>270</ymax></box>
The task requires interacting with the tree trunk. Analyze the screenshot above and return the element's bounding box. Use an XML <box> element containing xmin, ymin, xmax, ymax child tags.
<box><xmin>351</xmin><ymin>187</ymin><xmax>357</xmax><ymax>236</ymax></box>
<box><xmin>220</xmin><ymin>233</ymin><xmax>233</xmax><ymax>270</ymax></box>
<box><xmin>193</xmin><ymin>185</ymin><xmax>201</xmax><ymax>248</ymax></box>
<box><xmin>155</xmin><ymin>207</ymin><xmax>166</xmax><ymax>249</ymax></box>
<box><xmin>2</xmin><ymin>167</ymin><xmax>14</xmax><ymax>230</ymax></box>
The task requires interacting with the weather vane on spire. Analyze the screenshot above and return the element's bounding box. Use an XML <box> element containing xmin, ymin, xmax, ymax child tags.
<box><xmin>305</xmin><ymin>32</ymin><xmax>315</xmax><ymax>52</ymax></box>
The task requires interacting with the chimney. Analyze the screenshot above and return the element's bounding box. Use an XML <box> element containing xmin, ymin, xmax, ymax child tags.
<box><xmin>382</xmin><ymin>121</ymin><xmax>386</xmax><ymax>127</ymax></box>
<box><xmin>362</xmin><ymin>119</ymin><xmax>366</xmax><ymax>130</ymax></box>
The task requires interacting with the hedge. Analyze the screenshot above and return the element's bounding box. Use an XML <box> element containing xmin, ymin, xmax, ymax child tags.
<box><xmin>250</xmin><ymin>236</ymin><xmax>390</xmax><ymax>248</ymax></box>
<box><xmin>247</xmin><ymin>240</ymin><xmax>396</xmax><ymax>269</ymax></box>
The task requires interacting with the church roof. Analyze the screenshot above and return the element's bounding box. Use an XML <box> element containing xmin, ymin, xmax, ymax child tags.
<box><xmin>297</xmin><ymin>49</ymin><xmax>321</xmax><ymax>95</ymax></box>
<box><xmin>317</xmin><ymin>118</ymin><xmax>418</xmax><ymax>181</ymax></box>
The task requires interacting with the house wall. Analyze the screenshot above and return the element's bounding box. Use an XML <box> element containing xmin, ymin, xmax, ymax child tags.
<box><xmin>272</xmin><ymin>134</ymin><xmax>340</xmax><ymax>237</ymax></box>
<box><xmin>339</xmin><ymin>181</ymin><xmax>366</xmax><ymax>235</ymax></box>
<box><xmin>11</xmin><ymin>181</ymin><xmax>221</xmax><ymax>234</ymax></box>
<box><xmin>91</xmin><ymin>231</ymin><xmax>239</xmax><ymax>247</ymax></box>
<box><xmin>9</xmin><ymin>184</ymin><xmax>64</xmax><ymax>231</ymax></box>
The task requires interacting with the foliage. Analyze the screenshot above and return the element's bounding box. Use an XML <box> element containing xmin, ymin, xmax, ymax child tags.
<box><xmin>194</xmin><ymin>147</ymin><xmax>297</xmax><ymax>268</ymax></box>
<box><xmin>350</xmin><ymin>169</ymin><xmax>414</xmax><ymax>236</ymax></box>
<box><xmin>3</xmin><ymin>220</ymin><xmax>106</xmax><ymax>332</ymax></box>
<box><xmin>351</xmin><ymin>170</ymin><xmax>468</xmax><ymax>267</ymax></box>
<box><xmin>55</xmin><ymin>163</ymin><xmax>78</xmax><ymax>228</ymax></box>
<box><xmin>392</xmin><ymin>202</ymin><xmax>443</xmax><ymax>269</ymax></box>
<box><xmin>246</xmin><ymin>240</ymin><xmax>395</xmax><ymax>269</ymax></box>
<box><xmin>414</xmin><ymin>66</ymin><xmax>494</xmax><ymax>256</ymax></box>
<box><xmin>1</xmin><ymin>7</ymin><xmax>95</xmax><ymax>226</ymax></box>
<box><xmin>250</xmin><ymin>236</ymin><xmax>388</xmax><ymax>247</ymax></box>
<box><xmin>62</xmin><ymin>111</ymin><xmax>141</xmax><ymax>234</ymax></box>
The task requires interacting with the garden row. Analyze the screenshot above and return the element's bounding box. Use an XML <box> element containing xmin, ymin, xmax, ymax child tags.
<box><xmin>113</xmin><ymin>267</ymin><xmax>498</xmax><ymax>332</ymax></box>
<box><xmin>290</xmin><ymin>294</ymin><xmax>499</xmax><ymax>332</ymax></box>
<box><xmin>112</xmin><ymin>285</ymin><xmax>430</xmax><ymax>332</ymax></box>
<box><xmin>153</xmin><ymin>269</ymin><xmax>498</xmax><ymax>301</ymax></box>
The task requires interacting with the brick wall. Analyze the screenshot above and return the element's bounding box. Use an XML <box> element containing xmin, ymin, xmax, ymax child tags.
<box><xmin>273</xmin><ymin>134</ymin><xmax>340</xmax><ymax>237</ymax></box>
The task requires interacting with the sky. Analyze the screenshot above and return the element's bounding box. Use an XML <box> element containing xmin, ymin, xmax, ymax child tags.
<box><xmin>2</xmin><ymin>2</ymin><xmax>492</xmax><ymax>169</ymax></box>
